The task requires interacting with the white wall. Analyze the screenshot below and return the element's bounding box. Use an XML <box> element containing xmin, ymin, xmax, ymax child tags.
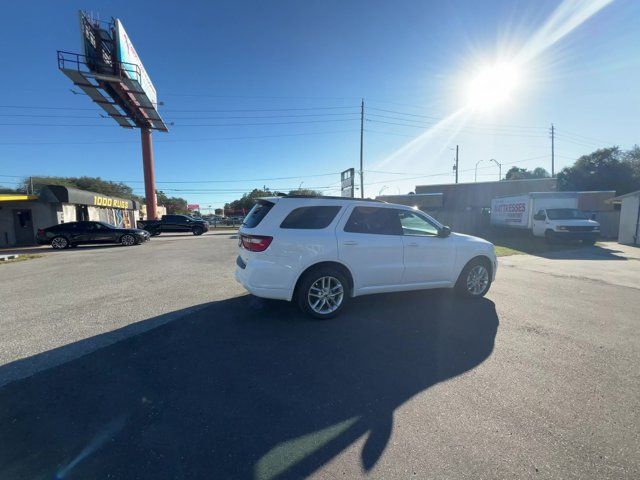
<box><xmin>618</xmin><ymin>195</ymin><xmax>640</xmax><ymax>245</ymax></box>
<box><xmin>0</xmin><ymin>201</ymin><xmax>58</xmax><ymax>246</ymax></box>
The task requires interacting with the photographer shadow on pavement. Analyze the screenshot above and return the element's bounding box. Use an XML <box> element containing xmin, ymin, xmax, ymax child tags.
<box><xmin>0</xmin><ymin>290</ymin><xmax>498</xmax><ymax>480</ymax></box>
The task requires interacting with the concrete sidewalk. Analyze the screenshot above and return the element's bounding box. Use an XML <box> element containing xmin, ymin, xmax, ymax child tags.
<box><xmin>499</xmin><ymin>241</ymin><xmax>640</xmax><ymax>290</ymax></box>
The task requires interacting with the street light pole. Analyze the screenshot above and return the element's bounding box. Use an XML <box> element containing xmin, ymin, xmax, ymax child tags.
<box><xmin>475</xmin><ymin>159</ymin><xmax>485</xmax><ymax>182</ymax></box>
<box><xmin>489</xmin><ymin>158</ymin><xmax>502</xmax><ymax>180</ymax></box>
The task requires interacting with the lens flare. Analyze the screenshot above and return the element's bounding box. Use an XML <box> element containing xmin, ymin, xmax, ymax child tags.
<box><xmin>466</xmin><ymin>61</ymin><xmax>521</xmax><ymax>111</ymax></box>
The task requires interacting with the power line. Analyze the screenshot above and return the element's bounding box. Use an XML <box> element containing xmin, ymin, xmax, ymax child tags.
<box><xmin>367</xmin><ymin>106</ymin><xmax>547</xmax><ymax>130</ymax></box>
<box><xmin>0</xmin><ymin>118</ymin><xmax>360</xmax><ymax>128</ymax></box>
<box><xmin>366</xmin><ymin>119</ymin><xmax>548</xmax><ymax>138</ymax></box>
<box><xmin>0</xmin><ymin>129</ymin><xmax>359</xmax><ymax>146</ymax></box>
<box><xmin>1</xmin><ymin>171</ymin><xmax>344</xmax><ymax>184</ymax></box>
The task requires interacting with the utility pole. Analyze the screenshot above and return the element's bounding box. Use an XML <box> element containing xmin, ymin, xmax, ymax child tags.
<box><xmin>550</xmin><ymin>123</ymin><xmax>555</xmax><ymax>177</ymax></box>
<box><xmin>359</xmin><ymin>98</ymin><xmax>364</xmax><ymax>198</ymax></box>
<box><xmin>455</xmin><ymin>145</ymin><xmax>459</xmax><ymax>184</ymax></box>
<box><xmin>29</xmin><ymin>177</ymin><xmax>33</xmax><ymax>195</ymax></box>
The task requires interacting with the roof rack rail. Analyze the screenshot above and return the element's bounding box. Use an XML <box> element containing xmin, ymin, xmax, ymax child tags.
<box><xmin>282</xmin><ymin>195</ymin><xmax>383</xmax><ymax>202</ymax></box>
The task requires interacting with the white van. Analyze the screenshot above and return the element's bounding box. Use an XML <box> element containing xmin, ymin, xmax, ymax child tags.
<box><xmin>491</xmin><ymin>192</ymin><xmax>599</xmax><ymax>244</ymax></box>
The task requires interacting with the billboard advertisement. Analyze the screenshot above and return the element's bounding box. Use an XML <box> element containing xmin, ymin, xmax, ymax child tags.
<box><xmin>187</xmin><ymin>204</ymin><xmax>200</xmax><ymax>211</ymax></box>
<box><xmin>114</xmin><ymin>19</ymin><xmax>158</xmax><ymax>106</ymax></box>
<box><xmin>490</xmin><ymin>195</ymin><xmax>530</xmax><ymax>228</ymax></box>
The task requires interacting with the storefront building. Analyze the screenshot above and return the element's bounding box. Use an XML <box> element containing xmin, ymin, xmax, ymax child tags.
<box><xmin>0</xmin><ymin>185</ymin><xmax>139</xmax><ymax>247</ymax></box>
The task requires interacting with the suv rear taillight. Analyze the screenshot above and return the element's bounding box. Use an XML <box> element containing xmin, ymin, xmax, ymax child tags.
<box><xmin>37</xmin><ymin>229</ymin><xmax>45</xmax><ymax>237</ymax></box>
<box><xmin>240</xmin><ymin>234</ymin><xmax>273</xmax><ymax>252</ymax></box>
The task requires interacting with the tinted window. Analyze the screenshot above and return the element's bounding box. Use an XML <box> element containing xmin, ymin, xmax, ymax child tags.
<box><xmin>48</xmin><ymin>224</ymin><xmax>71</xmax><ymax>232</ymax></box>
<box><xmin>344</xmin><ymin>207</ymin><xmax>401</xmax><ymax>235</ymax></box>
<box><xmin>280</xmin><ymin>206</ymin><xmax>341</xmax><ymax>229</ymax></box>
<box><xmin>243</xmin><ymin>200</ymin><xmax>275</xmax><ymax>228</ymax></box>
<box><xmin>398</xmin><ymin>210</ymin><xmax>439</xmax><ymax>236</ymax></box>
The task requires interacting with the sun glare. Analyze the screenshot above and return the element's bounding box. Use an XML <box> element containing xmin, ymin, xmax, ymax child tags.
<box><xmin>466</xmin><ymin>61</ymin><xmax>521</xmax><ymax>111</ymax></box>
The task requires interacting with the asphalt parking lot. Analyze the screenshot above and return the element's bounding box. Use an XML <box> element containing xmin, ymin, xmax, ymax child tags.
<box><xmin>0</xmin><ymin>234</ymin><xmax>639</xmax><ymax>479</ymax></box>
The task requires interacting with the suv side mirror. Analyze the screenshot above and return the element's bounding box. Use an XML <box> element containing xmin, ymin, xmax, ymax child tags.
<box><xmin>438</xmin><ymin>226</ymin><xmax>451</xmax><ymax>238</ymax></box>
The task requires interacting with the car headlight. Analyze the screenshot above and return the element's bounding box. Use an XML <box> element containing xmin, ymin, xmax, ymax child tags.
<box><xmin>593</xmin><ymin>226</ymin><xmax>600</xmax><ymax>230</ymax></box>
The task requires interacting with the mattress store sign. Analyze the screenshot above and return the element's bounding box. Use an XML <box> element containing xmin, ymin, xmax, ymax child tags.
<box><xmin>93</xmin><ymin>195</ymin><xmax>131</xmax><ymax>209</ymax></box>
<box><xmin>491</xmin><ymin>195</ymin><xmax>529</xmax><ymax>227</ymax></box>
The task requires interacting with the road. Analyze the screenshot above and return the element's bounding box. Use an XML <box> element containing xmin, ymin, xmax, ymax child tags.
<box><xmin>0</xmin><ymin>235</ymin><xmax>638</xmax><ymax>479</ymax></box>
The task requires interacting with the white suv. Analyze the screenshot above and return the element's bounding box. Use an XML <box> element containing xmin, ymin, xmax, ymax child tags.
<box><xmin>235</xmin><ymin>196</ymin><xmax>497</xmax><ymax>319</ymax></box>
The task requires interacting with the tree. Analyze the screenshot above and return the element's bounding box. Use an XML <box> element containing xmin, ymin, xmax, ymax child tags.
<box><xmin>504</xmin><ymin>166</ymin><xmax>550</xmax><ymax>180</ymax></box>
<box><xmin>557</xmin><ymin>147</ymin><xmax>640</xmax><ymax>195</ymax></box>
<box><xmin>21</xmin><ymin>176</ymin><xmax>140</xmax><ymax>200</ymax></box>
<box><xmin>287</xmin><ymin>188</ymin><xmax>323</xmax><ymax>196</ymax></box>
<box><xmin>224</xmin><ymin>188</ymin><xmax>273</xmax><ymax>214</ymax></box>
<box><xmin>155</xmin><ymin>190</ymin><xmax>189</xmax><ymax>215</ymax></box>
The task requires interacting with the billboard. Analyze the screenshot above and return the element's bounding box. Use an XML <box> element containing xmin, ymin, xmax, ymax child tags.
<box><xmin>114</xmin><ymin>19</ymin><xmax>158</xmax><ymax>106</ymax></box>
<box><xmin>78</xmin><ymin>11</ymin><xmax>115</xmax><ymax>75</ymax></box>
<box><xmin>341</xmin><ymin>168</ymin><xmax>355</xmax><ymax>198</ymax></box>
<box><xmin>187</xmin><ymin>204</ymin><xmax>201</xmax><ymax>211</ymax></box>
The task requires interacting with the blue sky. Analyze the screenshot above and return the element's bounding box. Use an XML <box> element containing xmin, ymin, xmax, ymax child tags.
<box><xmin>0</xmin><ymin>0</ymin><xmax>638</xmax><ymax>209</ymax></box>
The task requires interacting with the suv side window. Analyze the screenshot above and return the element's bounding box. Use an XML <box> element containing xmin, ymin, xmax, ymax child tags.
<box><xmin>280</xmin><ymin>206</ymin><xmax>341</xmax><ymax>229</ymax></box>
<box><xmin>344</xmin><ymin>207</ymin><xmax>401</xmax><ymax>235</ymax></box>
<box><xmin>398</xmin><ymin>210</ymin><xmax>439</xmax><ymax>236</ymax></box>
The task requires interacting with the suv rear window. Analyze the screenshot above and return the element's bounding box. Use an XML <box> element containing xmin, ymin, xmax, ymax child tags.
<box><xmin>280</xmin><ymin>206</ymin><xmax>341</xmax><ymax>229</ymax></box>
<box><xmin>243</xmin><ymin>200</ymin><xmax>275</xmax><ymax>228</ymax></box>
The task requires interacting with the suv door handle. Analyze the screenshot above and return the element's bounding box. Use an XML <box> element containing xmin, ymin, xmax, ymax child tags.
<box><xmin>343</xmin><ymin>240</ymin><xmax>358</xmax><ymax>246</ymax></box>
<box><xmin>406</xmin><ymin>242</ymin><xmax>419</xmax><ymax>247</ymax></box>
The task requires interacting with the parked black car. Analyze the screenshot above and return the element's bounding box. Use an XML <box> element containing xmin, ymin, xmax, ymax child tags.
<box><xmin>36</xmin><ymin>221</ymin><xmax>150</xmax><ymax>249</ymax></box>
<box><xmin>137</xmin><ymin>214</ymin><xmax>209</xmax><ymax>236</ymax></box>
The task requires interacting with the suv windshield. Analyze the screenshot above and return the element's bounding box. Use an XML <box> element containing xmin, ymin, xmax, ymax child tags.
<box><xmin>243</xmin><ymin>200</ymin><xmax>275</xmax><ymax>228</ymax></box>
<box><xmin>546</xmin><ymin>208</ymin><xmax>588</xmax><ymax>220</ymax></box>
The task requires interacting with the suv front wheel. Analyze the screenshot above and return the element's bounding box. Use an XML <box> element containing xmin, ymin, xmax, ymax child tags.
<box><xmin>297</xmin><ymin>267</ymin><xmax>349</xmax><ymax>319</ymax></box>
<box><xmin>455</xmin><ymin>258</ymin><xmax>492</xmax><ymax>298</ymax></box>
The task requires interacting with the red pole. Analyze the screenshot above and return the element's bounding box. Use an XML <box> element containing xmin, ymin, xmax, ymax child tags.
<box><xmin>141</xmin><ymin>128</ymin><xmax>158</xmax><ymax>220</ymax></box>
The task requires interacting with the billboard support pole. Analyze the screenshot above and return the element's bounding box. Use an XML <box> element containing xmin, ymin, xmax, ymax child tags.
<box><xmin>141</xmin><ymin>128</ymin><xmax>158</xmax><ymax>220</ymax></box>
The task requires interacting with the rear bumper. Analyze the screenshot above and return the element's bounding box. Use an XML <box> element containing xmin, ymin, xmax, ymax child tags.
<box><xmin>234</xmin><ymin>255</ymin><xmax>293</xmax><ymax>301</ymax></box>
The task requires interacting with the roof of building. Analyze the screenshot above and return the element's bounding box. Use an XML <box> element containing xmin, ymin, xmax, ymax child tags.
<box><xmin>611</xmin><ymin>190</ymin><xmax>640</xmax><ymax>201</ymax></box>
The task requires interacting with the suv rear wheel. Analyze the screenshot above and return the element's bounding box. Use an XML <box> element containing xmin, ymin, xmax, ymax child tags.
<box><xmin>193</xmin><ymin>226</ymin><xmax>204</xmax><ymax>235</ymax></box>
<box><xmin>297</xmin><ymin>267</ymin><xmax>348</xmax><ymax>319</ymax></box>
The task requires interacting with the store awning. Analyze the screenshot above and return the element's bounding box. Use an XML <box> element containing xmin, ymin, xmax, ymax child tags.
<box><xmin>0</xmin><ymin>194</ymin><xmax>39</xmax><ymax>202</ymax></box>
<box><xmin>39</xmin><ymin>185</ymin><xmax>137</xmax><ymax>210</ymax></box>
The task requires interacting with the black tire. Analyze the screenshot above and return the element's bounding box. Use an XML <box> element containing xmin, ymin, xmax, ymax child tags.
<box><xmin>193</xmin><ymin>227</ymin><xmax>204</xmax><ymax>236</ymax></box>
<box><xmin>455</xmin><ymin>257</ymin><xmax>492</xmax><ymax>298</ymax></box>
<box><xmin>544</xmin><ymin>230</ymin><xmax>555</xmax><ymax>244</ymax></box>
<box><xmin>121</xmin><ymin>234</ymin><xmax>136</xmax><ymax>246</ymax></box>
<box><xmin>296</xmin><ymin>267</ymin><xmax>349</xmax><ymax>319</ymax></box>
<box><xmin>50</xmin><ymin>236</ymin><xmax>69</xmax><ymax>249</ymax></box>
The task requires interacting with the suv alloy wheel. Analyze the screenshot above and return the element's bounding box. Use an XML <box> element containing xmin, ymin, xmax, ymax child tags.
<box><xmin>297</xmin><ymin>267</ymin><xmax>349</xmax><ymax>319</ymax></box>
<box><xmin>456</xmin><ymin>258</ymin><xmax>491</xmax><ymax>298</ymax></box>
